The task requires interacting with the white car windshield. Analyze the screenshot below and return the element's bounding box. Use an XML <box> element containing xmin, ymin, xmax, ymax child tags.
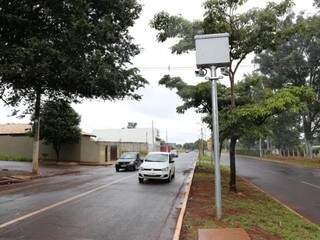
<box><xmin>120</xmin><ymin>153</ymin><xmax>136</xmax><ymax>159</ymax></box>
<box><xmin>145</xmin><ymin>154</ymin><xmax>168</xmax><ymax>162</ymax></box>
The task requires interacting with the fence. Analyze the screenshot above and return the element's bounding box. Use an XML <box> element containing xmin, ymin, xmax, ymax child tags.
<box><xmin>235</xmin><ymin>148</ymin><xmax>320</xmax><ymax>159</ymax></box>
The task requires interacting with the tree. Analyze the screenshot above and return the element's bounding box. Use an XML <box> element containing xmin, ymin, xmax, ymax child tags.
<box><xmin>39</xmin><ymin>100</ymin><xmax>81</xmax><ymax>161</ymax></box>
<box><xmin>127</xmin><ymin>122</ymin><xmax>138</xmax><ymax>129</ymax></box>
<box><xmin>315</xmin><ymin>0</ymin><xmax>320</xmax><ymax>8</ymax></box>
<box><xmin>160</xmin><ymin>73</ymin><xmax>314</xmax><ymax>191</ymax></box>
<box><xmin>254</xmin><ymin>14</ymin><xmax>320</xmax><ymax>156</ymax></box>
<box><xmin>183</xmin><ymin>142</ymin><xmax>195</xmax><ymax>150</ymax></box>
<box><xmin>0</xmin><ymin>1</ymin><xmax>147</xmax><ymax>174</ymax></box>
<box><xmin>151</xmin><ymin>0</ymin><xmax>293</xmax><ymax>191</ymax></box>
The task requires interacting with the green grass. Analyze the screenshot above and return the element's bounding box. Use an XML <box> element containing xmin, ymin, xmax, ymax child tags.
<box><xmin>0</xmin><ymin>154</ymin><xmax>32</xmax><ymax>162</ymax></box>
<box><xmin>262</xmin><ymin>155</ymin><xmax>320</xmax><ymax>169</ymax></box>
<box><xmin>181</xmin><ymin>160</ymin><xmax>320</xmax><ymax>240</ymax></box>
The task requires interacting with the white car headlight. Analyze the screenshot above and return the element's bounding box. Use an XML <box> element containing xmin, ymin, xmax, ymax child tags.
<box><xmin>162</xmin><ymin>167</ymin><xmax>169</xmax><ymax>171</ymax></box>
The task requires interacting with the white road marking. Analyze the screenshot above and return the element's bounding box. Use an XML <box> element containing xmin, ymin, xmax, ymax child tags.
<box><xmin>301</xmin><ymin>181</ymin><xmax>320</xmax><ymax>190</ymax></box>
<box><xmin>0</xmin><ymin>174</ymin><xmax>134</xmax><ymax>229</ymax></box>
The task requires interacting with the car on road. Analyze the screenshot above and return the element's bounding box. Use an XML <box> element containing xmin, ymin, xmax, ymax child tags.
<box><xmin>170</xmin><ymin>149</ymin><xmax>179</xmax><ymax>158</ymax></box>
<box><xmin>115</xmin><ymin>152</ymin><xmax>141</xmax><ymax>172</ymax></box>
<box><xmin>138</xmin><ymin>152</ymin><xmax>176</xmax><ymax>183</ymax></box>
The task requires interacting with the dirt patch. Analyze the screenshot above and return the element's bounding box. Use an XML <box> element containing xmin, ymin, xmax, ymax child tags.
<box><xmin>0</xmin><ymin>168</ymin><xmax>37</xmax><ymax>185</ymax></box>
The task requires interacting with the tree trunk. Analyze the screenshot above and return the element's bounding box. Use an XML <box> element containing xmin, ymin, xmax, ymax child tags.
<box><xmin>54</xmin><ymin>145</ymin><xmax>61</xmax><ymax>162</ymax></box>
<box><xmin>229</xmin><ymin>71</ymin><xmax>237</xmax><ymax>192</ymax></box>
<box><xmin>303</xmin><ymin>115</ymin><xmax>313</xmax><ymax>158</ymax></box>
<box><xmin>32</xmin><ymin>90</ymin><xmax>41</xmax><ymax>175</ymax></box>
<box><xmin>229</xmin><ymin>136</ymin><xmax>237</xmax><ymax>192</ymax></box>
<box><xmin>230</xmin><ymin>73</ymin><xmax>236</xmax><ymax>108</ymax></box>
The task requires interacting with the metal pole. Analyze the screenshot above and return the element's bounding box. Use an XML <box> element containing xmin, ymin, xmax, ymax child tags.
<box><xmin>166</xmin><ymin>130</ymin><xmax>169</xmax><ymax>152</ymax></box>
<box><xmin>210</xmin><ymin>66</ymin><xmax>222</xmax><ymax>220</ymax></box>
<box><xmin>152</xmin><ymin>121</ymin><xmax>155</xmax><ymax>152</ymax></box>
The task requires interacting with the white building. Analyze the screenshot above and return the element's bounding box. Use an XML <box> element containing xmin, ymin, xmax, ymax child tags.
<box><xmin>92</xmin><ymin>128</ymin><xmax>161</xmax><ymax>152</ymax></box>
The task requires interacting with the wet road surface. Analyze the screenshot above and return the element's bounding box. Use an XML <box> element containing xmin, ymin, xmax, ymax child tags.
<box><xmin>0</xmin><ymin>152</ymin><xmax>196</xmax><ymax>240</ymax></box>
<box><xmin>221</xmin><ymin>154</ymin><xmax>320</xmax><ymax>224</ymax></box>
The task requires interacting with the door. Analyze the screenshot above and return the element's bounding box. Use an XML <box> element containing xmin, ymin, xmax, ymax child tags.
<box><xmin>110</xmin><ymin>146</ymin><xmax>118</xmax><ymax>161</ymax></box>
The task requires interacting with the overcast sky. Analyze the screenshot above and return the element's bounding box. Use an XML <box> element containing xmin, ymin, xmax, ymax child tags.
<box><xmin>0</xmin><ymin>0</ymin><xmax>316</xmax><ymax>144</ymax></box>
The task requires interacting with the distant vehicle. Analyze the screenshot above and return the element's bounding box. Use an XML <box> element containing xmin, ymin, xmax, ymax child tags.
<box><xmin>185</xmin><ymin>149</ymin><xmax>190</xmax><ymax>153</ymax></box>
<box><xmin>138</xmin><ymin>152</ymin><xmax>176</xmax><ymax>183</ymax></box>
<box><xmin>170</xmin><ymin>149</ymin><xmax>179</xmax><ymax>158</ymax></box>
<box><xmin>115</xmin><ymin>152</ymin><xmax>141</xmax><ymax>172</ymax></box>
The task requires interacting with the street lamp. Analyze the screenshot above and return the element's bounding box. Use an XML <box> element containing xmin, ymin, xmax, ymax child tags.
<box><xmin>195</xmin><ymin>33</ymin><xmax>230</xmax><ymax>220</ymax></box>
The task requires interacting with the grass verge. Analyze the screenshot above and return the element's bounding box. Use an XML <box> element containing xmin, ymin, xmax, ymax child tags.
<box><xmin>262</xmin><ymin>155</ymin><xmax>320</xmax><ymax>169</ymax></box>
<box><xmin>0</xmin><ymin>154</ymin><xmax>32</xmax><ymax>162</ymax></box>
<box><xmin>180</xmin><ymin>162</ymin><xmax>320</xmax><ymax>240</ymax></box>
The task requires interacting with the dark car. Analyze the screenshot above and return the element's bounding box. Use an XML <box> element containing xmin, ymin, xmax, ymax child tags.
<box><xmin>115</xmin><ymin>152</ymin><xmax>141</xmax><ymax>172</ymax></box>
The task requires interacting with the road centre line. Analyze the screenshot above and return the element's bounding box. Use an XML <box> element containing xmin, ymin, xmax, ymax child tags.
<box><xmin>301</xmin><ymin>181</ymin><xmax>320</xmax><ymax>190</ymax></box>
<box><xmin>0</xmin><ymin>174</ymin><xmax>135</xmax><ymax>229</ymax></box>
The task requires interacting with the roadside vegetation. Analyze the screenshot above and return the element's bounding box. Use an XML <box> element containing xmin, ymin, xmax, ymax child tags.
<box><xmin>181</xmin><ymin>156</ymin><xmax>320</xmax><ymax>240</ymax></box>
<box><xmin>0</xmin><ymin>154</ymin><xmax>31</xmax><ymax>162</ymax></box>
<box><xmin>262</xmin><ymin>155</ymin><xmax>320</xmax><ymax>169</ymax></box>
<box><xmin>151</xmin><ymin>0</ymin><xmax>320</xmax><ymax>192</ymax></box>
<box><xmin>234</xmin><ymin>149</ymin><xmax>320</xmax><ymax>168</ymax></box>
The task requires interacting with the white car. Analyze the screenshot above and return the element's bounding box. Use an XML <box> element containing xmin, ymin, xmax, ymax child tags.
<box><xmin>138</xmin><ymin>152</ymin><xmax>176</xmax><ymax>183</ymax></box>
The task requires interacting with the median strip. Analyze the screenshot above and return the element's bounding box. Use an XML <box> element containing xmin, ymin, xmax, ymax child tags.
<box><xmin>180</xmin><ymin>161</ymin><xmax>320</xmax><ymax>240</ymax></box>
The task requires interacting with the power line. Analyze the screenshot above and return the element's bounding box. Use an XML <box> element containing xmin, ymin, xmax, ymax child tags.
<box><xmin>134</xmin><ymin>65</ymin><xmax>257</xmax><ymax>71</ymax></box>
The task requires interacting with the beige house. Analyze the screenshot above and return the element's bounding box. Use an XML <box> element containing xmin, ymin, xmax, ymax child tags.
<box><xmin>0</xmin><ymin>123</ymin><xmax>148</xmax><ymax>164</ymax></box>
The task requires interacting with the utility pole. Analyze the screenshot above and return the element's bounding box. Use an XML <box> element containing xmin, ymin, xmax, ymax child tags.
<box><xmin>146</xmin><ymin>132</ymin><xmax>148</xmax><ymax>152</ymax></box>
<box><xmin>201</xmin><ymin>127</ymin><xmax>204</xmax><ymax>157</ymax></box>
<box><xmin>152</xmin><ymin>121</ymin><xmax>155</xmax><ymax>152</ymax></box>
<box><xmin>166</xmin><ymin>130</ymin><xmax>169</xmax><ymax>152</ymax></box>
<box><xmin>32</xmin><ymin>117</ymin><xmax>40</xmax><ymax>175</ymax></box>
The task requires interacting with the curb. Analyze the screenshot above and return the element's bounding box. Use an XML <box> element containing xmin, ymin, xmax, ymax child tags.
<box><xmin>240</xmin><ymin>177</ymin><xmax>320</xmax><ymax>230</ymax></box>
<box><xmin>172</xmin><ymin>156</ymin><xmax>198</xmax><ymax>240</ymax></box>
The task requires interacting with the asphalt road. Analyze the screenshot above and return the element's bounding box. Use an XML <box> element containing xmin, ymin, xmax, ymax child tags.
<box><xmin>0</xmin><ymin>152</ymin><xmax>196</xmax><ymax>240</ymax></box>
<box><xmin>221</xmin><ymin>154</ymin><xmax>320</xmax><ymax>224</ymax></box>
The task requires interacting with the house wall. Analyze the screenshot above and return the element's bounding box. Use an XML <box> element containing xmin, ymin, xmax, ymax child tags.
<box><xmin>80</xmin><ymin>137</ymin><xmax>105</xmax><ymax>164</ymax></box>
<box><xmin>40</xmin><ymin>140</ymin><xmax>82</xmax><ymax>162</ymax></box>
<box><xmin>98</xmin><ymin>141</ymin><xmax>149</xmax><ymax>160</ymax></box>
<box><xmin>0</xmin><ymin>135</ymin><xmax>150</xmax><ymax>164</ymax></box>
<box><xmin>0</xmin><ymin>135</ymin><xmax>33</xmax><ymax>158</ymax></box>
<box><xmin>0</xmin><ymin>135</ymin><xmax>89</xmax><ymax>163</ymax></box>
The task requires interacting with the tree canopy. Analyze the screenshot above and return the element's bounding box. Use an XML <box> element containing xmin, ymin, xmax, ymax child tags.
<box><xmin>0</xmin><ymin>0</ymin><xmax>147</xmax><ymax>173</ymax></box>
<box><xmin>39</xmin><ymin>100</ymin><xmax>81</xmax><ymax>161</ymax></box>
<box><xmin>152</xmin><ymin>0</ymin><xmax>294</xmax><ymax>191</ymax></box>
<box><xmin>0</xmin><ymin>0</ymin><xmax>147</xmax><ymax>107</ymax></box>
<box><xmin>254</xmin><ymin>14</ymin><xmax>320</xmax><ymax>155</ymax></box>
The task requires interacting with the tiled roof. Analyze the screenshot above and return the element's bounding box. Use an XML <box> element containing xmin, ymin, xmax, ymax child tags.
<box><xmin>0</xmin><ymin>123</ymin><xmax>32</xmax><ymax>135</ymax></box>
<box><xmin>0</xmin><ymin>123</ymin><xmax>95</xmax><ymax>137</ymax></box>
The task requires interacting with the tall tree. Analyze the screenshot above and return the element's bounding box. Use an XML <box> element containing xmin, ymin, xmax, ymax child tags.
<box><xmin>151</xmin><ymin>0</ymin><xmax>293</xmax><ymax>191</ymax></box>
<box><xmin>160</xmin><ymin>73</ymin><xmax>314</xmax><ymax>190</ymax></box>
<box><xmin>0</xmin><ymin>1</ymin><xmax>147</xmax><ymax>174</ymax></box>
<box><xmin>255</xmin><ymin>14</ymin><xmax>320</xmax><ymax>156</ymax></box>
<box><xmin>39</xmin><ymin>100</ymin><xmax>81</xmax><ymax>161</ymax></box>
